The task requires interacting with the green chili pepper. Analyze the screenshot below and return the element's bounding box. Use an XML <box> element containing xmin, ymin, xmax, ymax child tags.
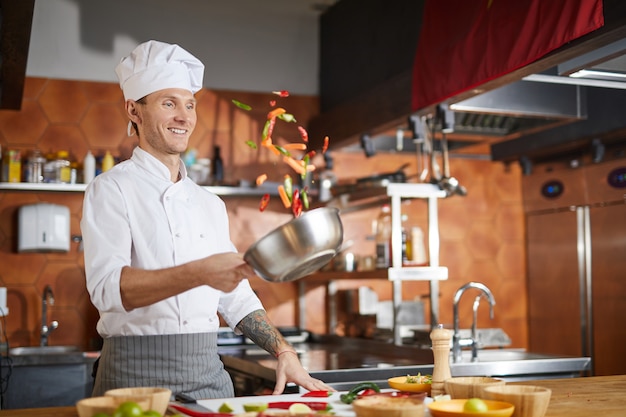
<box><xmin>339</xmin><ymin>382</ymin><xmax>381</xmax><ymax>404</ymax></box>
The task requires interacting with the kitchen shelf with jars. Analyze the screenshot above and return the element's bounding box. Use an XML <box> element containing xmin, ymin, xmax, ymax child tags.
<box><xmin>301</xmin><ymin>182</ymin><xmax>449</xmax><ymax>345</ymax></box>
<box><xmin>0</xmin><ymin>181</ymin><xmax>279</xmax><ymax>197</ymax></box>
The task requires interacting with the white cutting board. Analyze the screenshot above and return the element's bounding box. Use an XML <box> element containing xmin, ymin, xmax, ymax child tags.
<box><xmin>198</xmin><ymin>390</ymin><xmax>433</xmax><ymax>416</ymax></box>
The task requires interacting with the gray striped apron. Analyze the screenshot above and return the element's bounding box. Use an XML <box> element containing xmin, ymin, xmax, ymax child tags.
<box><xmin>92</xmin><ymin>333</ymin><xmax>234</xmax><ymax>399</ymax></box>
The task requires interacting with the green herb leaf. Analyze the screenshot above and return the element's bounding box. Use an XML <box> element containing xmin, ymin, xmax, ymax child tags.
<box><xmin>245</xmin><ymin>140</ymin><xmax>258</xmax><ymax>149</ymax></box>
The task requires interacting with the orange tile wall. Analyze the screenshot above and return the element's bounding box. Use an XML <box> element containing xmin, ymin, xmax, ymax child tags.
<box><xmin>0</xmin><ymin>77</ymin><xmax>527</xmax><ymax>351</ymax></box>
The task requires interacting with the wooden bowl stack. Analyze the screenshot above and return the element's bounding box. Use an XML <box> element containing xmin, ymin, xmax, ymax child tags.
<box><xmin>104</xmin><ymin>387</ymin><xmax>172</xmax><ymax>415</ymax></box>
<box><xmin>352</xmin><ymin>392</ymin><xmax>427</xmax><ymax>417</ymax></box>
<box><xmin>483</xmin><ymin>385</ymin><xmax>552</xmax><ymax>417</ymax></box>
<box><xmin>444</xmin><ymin>376</ymin><xmax>506</xmax><ymax>399</ymax></box>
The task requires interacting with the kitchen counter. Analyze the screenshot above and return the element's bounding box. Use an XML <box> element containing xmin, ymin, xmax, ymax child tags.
<box><xmin>2</xmin><ymin>375</ymin><xmax>624</xmax><ymax>417</ymax></box>
<box><xmin>218</xmin><ymin>334</ymin><xmax>590</xmax><ymax>392</ymax></box>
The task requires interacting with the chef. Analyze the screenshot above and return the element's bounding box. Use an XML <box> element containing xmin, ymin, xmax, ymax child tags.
<box><xmin>81</xmin><ymin>40</ymin><xmax>332</xmax><ymax>399</ymax></box>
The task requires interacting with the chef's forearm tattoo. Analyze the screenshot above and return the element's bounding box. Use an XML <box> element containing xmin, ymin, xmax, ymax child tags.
<box><xmin>236</xmin><ymin>309</ymin><xmax>284</xmax><ymax>355</ymax></box>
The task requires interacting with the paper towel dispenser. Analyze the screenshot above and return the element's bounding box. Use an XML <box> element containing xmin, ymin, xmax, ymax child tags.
<box><xmin>18</xmin><ymin>203</ymin><xmax>70</xmax><ymax>253</ymax></box>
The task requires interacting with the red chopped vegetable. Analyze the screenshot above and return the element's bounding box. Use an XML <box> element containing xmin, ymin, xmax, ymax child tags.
<box><xmin>297</xmin><ymin>126</ymin><xmax>309</xmax><ymax>142</ymax></box>
<box><xmin>358</xmin><ymin>388</ymin><xmax>379</xmax><ymax>397</ymax></box>
<box><xmin>267</xmin><ymin>401</ymin><xmax>329</xmax><ymax>411</ymax></box>
<box><xmin>269</xmin><ymin>100</ymin><xmax>276</xmax><ymax>107</ymax></box>
<box><xmin>291</xmin><ymin>189</ymin><xmax>303</xmax><ymax>218</ymax></box>
<box><xmin>169</xmin><ymin>404</ymin><xmax>233</xmax><ymax>417</ymax></box>
<box><xmin>259</xmin><ymin>193</ymin><xmax>270</xmax><ymax>212</ymax></box>
<box><xmin>272</xmin><ymin>90</ymin><xmax>290</xmax><ymax>97</ymax></box>
<box><xmin>302</xmin><ymin>390</ymin><xmax>332</xmax><ymax>397</ymax></box>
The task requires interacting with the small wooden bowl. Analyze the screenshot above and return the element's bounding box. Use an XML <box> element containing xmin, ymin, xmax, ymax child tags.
<box><xmin>352</xmin><ymin>392</ymin><xmax>426</xmax><ymax>417</ymax></box>
<box><xmin>76</xmin><ymin>395</ymin><xmax>151</xmax><ymax>417</ymax></box>
<box><xmin>444</xmin><ymin>376</ymin><xmax>506</xmax><ymax>399</ymax></box>
<box><xmin>483</xmin><ymin>384</ymin><xmax>551</xmax><ymax>417</ymax></box>
<box><xmin>105</xmin><ymin>387</ymin><xmax>172</xmax><ymax>415</ymax></box>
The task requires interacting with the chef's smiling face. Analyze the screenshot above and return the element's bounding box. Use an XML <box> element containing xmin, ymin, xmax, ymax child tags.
<box><xmin>128</xmin><ymin>88</ymin><xmax>197</xmax><ymax>159</ymax></box>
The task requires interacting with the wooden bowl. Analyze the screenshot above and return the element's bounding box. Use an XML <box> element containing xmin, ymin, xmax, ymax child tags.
<box><xmin>444</xmin><ymin>376</ymin><xmax>505</xmax><ymax>399</ymax></box>
<box><xmin>76</xmin><ymin>395</ymin><xmax>151</xmax><ymax>417</ymax></box>
<box><xmin>352</xmin><ymin>392</ymin><xmax>426</xmax><ymax>417</ymax></box>
<box><xmin>105</xmin><ymin>387</ymin><xmax>172</xmax><ymax>415</ymax></box>
<box><xmin>483</xmin><ymin>385</ymin><xmax>551</xmax><ymax>417</ymax></box>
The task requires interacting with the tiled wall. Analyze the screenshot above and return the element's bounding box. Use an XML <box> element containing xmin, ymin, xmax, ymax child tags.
<box><xmin>0</xmin><ymin>77</ymin><xmax>527</xmax><ymax>351</ymax></box>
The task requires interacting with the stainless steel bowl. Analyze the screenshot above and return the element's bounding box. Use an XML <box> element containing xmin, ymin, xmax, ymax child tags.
<box><xmin>244</xmin><ymin>207</ymin><xmax>344</xmax><ymax>282</ymax></box>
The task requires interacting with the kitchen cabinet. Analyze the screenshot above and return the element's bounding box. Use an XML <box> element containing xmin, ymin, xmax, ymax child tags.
<box><xmin>299</xmin><ymin>183</ymin><xmax>448</xmax><ymax>345</ymax></box>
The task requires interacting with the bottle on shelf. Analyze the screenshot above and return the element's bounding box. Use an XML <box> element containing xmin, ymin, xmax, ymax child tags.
<box><xmin>83</xmin><ymin>150</ymin><xmax>96</xmax><ymax>184</ymax></box>
<box><xmin>375</xmin><ymin>204</ymin><xmax>392</xmax><ymax>269</ymax></box>
<box><xmin>55</xmin><ymin>150</ymin><xmax>72</xmax><ymax>184</ymax></box>
<box><xmin>102</xmin><ymin>151</ymin><xmax>115</xmax><ymax>173</ymax></box>
<box><xmin>212</xmin><ymin>145</ymin><xmax>224</xmax><ymax>185</ymax></box>
<box><xmin>408</xmin><ymin>226</ymin><xmax>427</xmax><ymax>266</ymax></box>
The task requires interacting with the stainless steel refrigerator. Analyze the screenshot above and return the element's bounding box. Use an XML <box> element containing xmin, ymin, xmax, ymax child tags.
<box><xmin>523</xmin><ymin>155</ymin><xmax>626</xmax><ymax>376</ymax></box>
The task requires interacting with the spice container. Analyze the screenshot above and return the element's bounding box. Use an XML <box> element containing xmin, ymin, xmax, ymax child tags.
<box><xmin>55</xmin><ymin>150</ymin><xmax>72</xmax><ymax>184</ymax></box>
<box><xmin>1</xmin><ymin>149</ymin><xmax>22</xmax><ymax>183</ymax></box>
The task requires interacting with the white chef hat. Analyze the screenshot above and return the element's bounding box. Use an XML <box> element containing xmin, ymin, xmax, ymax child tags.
<box><xmin>115</xmin><ymin>40</ymin><xmax>204</xmax><ymax>101</ymax></box>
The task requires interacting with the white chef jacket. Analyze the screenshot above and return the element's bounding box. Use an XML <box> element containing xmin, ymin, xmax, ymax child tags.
<box><xmin>81</xmin><ymin>147</ymin><xmax>264</xmax><ymax>337</ymax></box>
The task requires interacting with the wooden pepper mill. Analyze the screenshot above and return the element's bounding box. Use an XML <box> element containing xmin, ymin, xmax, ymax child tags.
<box><xmin>430</xmin><ymin>324</ymin><xmax>452</xmax><ymax>397</ymax></box>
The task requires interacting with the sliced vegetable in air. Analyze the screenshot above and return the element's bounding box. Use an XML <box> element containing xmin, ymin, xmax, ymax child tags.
<box><xmin>231</xmin><ymin>99</ymin><xmax>252</xmax><ymax>111</ymax></box>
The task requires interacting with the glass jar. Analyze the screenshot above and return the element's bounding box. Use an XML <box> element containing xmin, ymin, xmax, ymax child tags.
<box><xmin>26</xmin><ymin>150</ymin><xmax>46</xmax><ymax>183</ymax></box>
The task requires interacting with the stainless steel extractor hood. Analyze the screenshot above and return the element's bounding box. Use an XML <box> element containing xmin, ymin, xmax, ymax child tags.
<box><xmin>308</xmin><ymin>0</ymin><xmax>626</xmax><ymax>162</ymax></box>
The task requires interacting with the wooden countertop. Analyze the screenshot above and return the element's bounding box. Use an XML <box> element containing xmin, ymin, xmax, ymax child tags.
<box><xmin>2</xmin><ymin>375</ymin><xmax>624</xmax><ymax>417</ymax></box>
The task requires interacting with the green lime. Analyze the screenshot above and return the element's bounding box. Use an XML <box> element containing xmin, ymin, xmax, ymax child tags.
<box><xmin>242</xmin><ymin>402</ymin><xmax>269</xmax><ymax>412</ymax></box>
<box><xmin>218</xmin><ymin>402</ymin><xmax>235</xmax><ymax>413</ymax></box>
<box><xmin>142</xmin><ymin>411</ymin><xmax>161</xmax><ymax>417</ymax></box>
<box><xmin>463</xmin><ymin>398</ymin><xmax>489</xmax><ymax>413</ymax></box>
<box><xmin>113</xmin><ymin>401</ymin><xmax>144</xmax><ymax>417</ymax></box>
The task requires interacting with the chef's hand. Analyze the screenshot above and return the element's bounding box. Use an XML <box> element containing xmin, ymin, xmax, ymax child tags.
<box><xmin>273</xmin><ymin>350</ymin><xmax>335</xmax><ymax>395</ymax></box>
<box><xmin>200</xmin><ymin>252</ymin><xmax>256</xmax><ymax>293</ymax></box>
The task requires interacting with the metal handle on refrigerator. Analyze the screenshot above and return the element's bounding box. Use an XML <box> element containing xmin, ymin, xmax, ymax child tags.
<box><xmin>576</xmin><ymin>206</ymin><xmax>594</xmax><ymax>373</ymax></box>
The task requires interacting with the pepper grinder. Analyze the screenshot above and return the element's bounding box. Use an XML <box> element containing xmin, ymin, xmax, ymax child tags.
<box><xmin>430</xmin><ymin>324</ymin><xmax>452</xmax><ymax>397</ymax></box>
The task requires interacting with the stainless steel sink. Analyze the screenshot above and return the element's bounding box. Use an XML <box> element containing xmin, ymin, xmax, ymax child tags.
<box><xmin>457</xmin><ymin>348</ymin><xmax>556</xmax><ymax>363</ymax></box>
<box><xmin>9</xmin><ymin>345</ymin><xmax>80</xmax><ymax>355</ymax></box>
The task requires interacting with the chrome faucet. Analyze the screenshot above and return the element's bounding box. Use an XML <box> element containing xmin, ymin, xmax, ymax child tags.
<box><xmin>41</xmin><ymin>285</ymin><xmax>58</xmax><ymax>346</ymax></box>
<box><xmin>452</xmin><ymin>282</ymin><xmax>495</xmax><ymax>362</ymax></box>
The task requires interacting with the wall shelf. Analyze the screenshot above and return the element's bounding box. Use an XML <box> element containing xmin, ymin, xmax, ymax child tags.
<box><xmin>0</xmin><ymin>182</ymin><xmax>278</xmax><ymax>197</ymax></box>
<box><xmin>298</xmin><ymin>182</ymin><xmax>449</xmax><ymax>344</ymax></box>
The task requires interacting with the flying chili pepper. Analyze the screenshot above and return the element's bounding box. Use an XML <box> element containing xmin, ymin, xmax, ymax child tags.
<box><xmin>259</xmin><ymin>193</ymin><xmax>270</xmax><ymax>212</ymax></box>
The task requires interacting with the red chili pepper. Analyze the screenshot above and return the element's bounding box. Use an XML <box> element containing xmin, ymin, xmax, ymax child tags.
<box><xmin>272</xmin><ymin>90</ymin><xmax>290</xmax><ymax>97</ymax></box>
<box><xmin>302</xmin><ymin>390</ymin><xmax>332</xmax><ymax>397</ymax></box>
<box><xmin>259</xmin><ymin>193</ymin><xmax>270</xmax><ymax>212</ymax></box>
<box><xmin>267</xmin><ymin>401</ymin><xmax>329</xmax><ymax>411</ymax></box>
<box><xmin>358</xmin><ymin>388</ymin><xmax>378</xmax><ymax>397</ymax></box>
<box><xmin>298</xmin><ymin>126</ymin><xmax>309</xmax><ymax>142</ymax></box>
<box><xmin>168</xmin><ymin>404</ymin><xmax>233</xmax><ymax>417</ymax></box>
<box><xmin>291</xmin><ymin>188</ymin><xmax>303</xmax><ymax>218</ymax></box>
